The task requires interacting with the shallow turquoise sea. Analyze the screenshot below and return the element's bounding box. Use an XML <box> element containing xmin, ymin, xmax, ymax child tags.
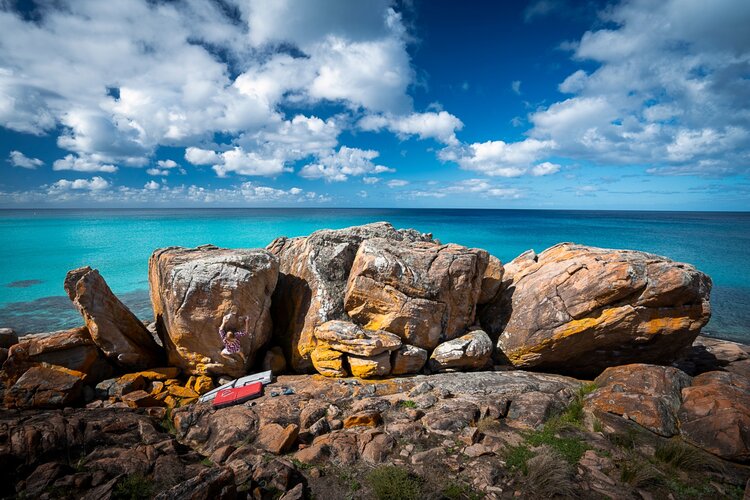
<box><xmin>1</xmin><ymin>209</ymin><xmax>748</xmax><ymax>342</ymax></box>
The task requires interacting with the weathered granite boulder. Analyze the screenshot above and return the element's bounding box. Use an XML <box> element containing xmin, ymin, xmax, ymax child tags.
<box><xmin>349</xmin><ymin>352</ymin><xmax>391</xmax><ymax>378</ymax></box>
<box><xmin>478</xmin><ymin>255</ymin><xmax>504</xmax><ymax>305</ymax></box>
<box><xmin>678</xmin><ymin>371</ymin><xmax>750</xmax><ymax>462</ymax></box>
<box><xmin>149</xmin><ymin>245</ymin><xmax>278</xmax><ymax>378</ymax></box>
<box><xmin>314</xmin><ymin>320</ymin><xmax>402</xmax><ymax>357</ymax></box>
<box><xmin>585</xmin><ymin>364</ymin><xmax>692</xmax><ymax>436</ymax></box>
<box><xmin>428</xmin><ymin>329</ymin><xmax>493</xmax><ymax>372</ymax></box>
<box><xmin>2</xmin><ymin>326</ymin><xmax>113</xmax><ymax>385</ymax></box>
<box><xmin>344</xmin><ymin>238</ymin><xmax>489</xmax><ymax>350</ymax></box>
<box><xmin>65</xmin><ymin>267</ymin><xmax>163</xmax><ymax>370</ymax></box>
<box><xmin>171</xmin><ymin>403</ymin><xmax>260</xmax><ymax>456</ymax></box>
<box><xmin>267</xmin><ymin>222</ymin><xmax>432</xmax><ymax>372</ymax></box>
<box><xmin>391</xmin><ymin>344</ymin><xmax>429</xmax><ymax>375</ymax></box>
<box><xmin>310</xmin><ymin>345</ymin><xmax>347</xmax><ymax>377</ymax></box>
<box><xmin>483</xmin><ymin>243</ymin><xmax>711</xmax><ymax>375</ymax></box>
<box><xmin>5</xmin><ymin>363</ymin><xmax>86</xmax><ymax>409</ymax></box>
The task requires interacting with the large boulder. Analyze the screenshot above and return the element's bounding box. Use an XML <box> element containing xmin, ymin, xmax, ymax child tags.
<box><xmin>1</xmin><ymin>326</ymin><xmax>113</xmax><ymax>386</ymax></box>
<box><xmin>267</xmin><ymin>222</ymin><xmax>432</xmax><ymax>372</ymax></box>
<box><xmin>585</xmin><ymin>364</ymin><xmax>692</xmax><ymax>436</ymax></box>
<box><xmin>314</xmin><ymin>320</ymin><xmax>401</xmax><ymax>357</ymax></box>
<box><xmin>428</xmin><ymin>329</ymin><xmax>493</xmax><ymax>373</ymax></box>
<box><xmin>678</xmin><ymin>371</ymin><xmax>750</xmax><ymax>462</ymax></box>
<box><xmin>149</xmin><ymin>245</ymin><xmax>278</xmax><ymax>377</ymax></box>
<box><xmin>5</xmin><ymin>363</ymin><xmax>86</xmax><ymax>409</ymax></box>
<box><xmin>482</xmin><ymin>243</ymin><xmax>711</xmax><ymax>376</ymax></box>
<box><xmin>344</xmin><ymin>238</ymin><xmax>489</xmax><ymax>350</ymax></box>
<box><xmin>65</xmin><ymin>267</ymin><xmax>163</xmax><ymax>370</ymax></box>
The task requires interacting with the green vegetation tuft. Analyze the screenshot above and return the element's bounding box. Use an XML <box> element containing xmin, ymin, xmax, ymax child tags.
<box><xmin>619</xmin><ymin>456</ymin><xmax>662</xmax><ymax>489</ymax></box>
<box><xmin>504</xmin><ymin>444</ymin><xmax>534</xmax><ymax>474</ymax></box>
<box><xmin>113</xmin><ymin>473</ymin><xmax>154</xmax><ymax>500</ymax></box>
<box><xmin>441</xmin><ymin>481</ymin><xmax>483</xmax><ymax>500</ymax></box>
<box><xmin>607</xmin><ymin>427</ymin><xmax>637</xmax><ymax>449</ymax></box>
<box><xmin>654</xmin><ymin>439</ymin><xmax>724</xmax><ymax>473</ymax></box>
<box><xmin>400</xmin><ymin>400</ymin><xmax>418</xmax><ymax>409</ymax></box>
<box><xmin>525</xmin><ymin>426</ymin><xmax>588</xmax><ymax>465</ymax></box>
<box><xmin>367</xmin><ymin>465</ymin><xmax>423</xmax><ymax>500</ymax></box>
<box><xmin>524</xmin><ymin>449</ymin><xmax>577</xmax><ymax>499</ymax></box>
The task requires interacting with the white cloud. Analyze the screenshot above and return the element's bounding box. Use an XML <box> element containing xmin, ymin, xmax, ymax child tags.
<box><xmin>406</xmin><ymin>179</ymin><xmax>523</xmax><ymax>199</ymax></box>
<box><xmin>521</xmin><ymin>0</ymin><xmax>750</xmax><ymax>175</ymax></box>
<box><xmin>8</xmin><ymin>150</ymin><xmax>43</xmax><ymax>169</ymax></box>
<box><xmin>531</xmin><ymin>162</ymin><xmax>561</xmax><ymax>176</ymax></box>
<box><xmin>52</xmin><ymin>154</ymin><xmax>118</xmax><ymax>173</ymax></box>
<box><xmin>299</xmin><ymin>146</ymin><xmax>393</xmax><ymax>182</ymax></box>
<box><xmin>511</xmin><ymin>80</ymin><xmax>522</xmax><ymax>95</ymax></box>
<box><xmin>0</xmin><ymin>0</ymin><xmax>422</xmax><ymax>177</ymax></box>
<box><xmin>362</xmin><ymin>176</ymin><xmax>381</xmax><ymax>184</ymax></box>
<box><xmin>386</xmin><ymin>179</ymin><xmax>409</xmax><ymax>188</ymax></box>
<box><xmin>50</xmin><ymin>176</ymin><xmax>110</xmax><ymax>191</ymax></box>
<box><xmin>358</xmin><ymin>111</ymin><xmax>463</xmax><ymax>145</ymax></box>
<box><xmin>157</xmin><ymin>159</ymin><xmax>179</xmax><ymax>169</ymax></box>
<box><xmin>439</xmin><ymin>138</ymin><xmax>558</xmax><ymax>177</ymax></box>
<box><xmin>144</xmin><ymin>180</ymin><xmax>160</xmax><ymax>190</ymax></box>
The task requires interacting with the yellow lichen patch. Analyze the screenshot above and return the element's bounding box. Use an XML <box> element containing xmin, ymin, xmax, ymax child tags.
<box><xmin>167</xmin><ymin>384</ymin><xmax>199</xmax><ymax>399</ymax></box>
<box><xmin>637</xmin><ymin>315</ymin><xmax>691</xmax><ymax>336</ymax></box>
<box><xmin>506</xmin><ymin>306</ymin><xmax>632</xmax><ymax>365</ymax></box>
<box><xmin>134</xmin><ymin>367</ymin><xmax>180</xmax><ymax>381</ymax></box>
<box><xmin>192</xmin><ymin>375</ymin><xmax>214</xmax><ymax>395</ymax></box>
<box><xmin>311</xmin><ymin>345</ymin><xmax>347</xmax><ymax>377</ymax></box>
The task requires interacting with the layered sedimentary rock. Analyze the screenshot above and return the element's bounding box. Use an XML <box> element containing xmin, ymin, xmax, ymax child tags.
<box><xmin>344</xmin><ymin>238</ymin><xmax>489</xmax><ymax>351</ymax></box>
<box><xmin>267</xmin><ymin>222</ymin><xmax>432</xmax><ymax>372</ymax></box>
<box><xmin>428</xmin><ymin>329</ymin><xmax>493</xmax><ymax>373</ymax></box>
<box><xmin>65</xmin><ymin>267</ymin><xmax>163</xmax><ymax>370</ymax></box>
<box><xmin>149</xmin><ymin>245</ymin><xmax>278</xmax><ymax>377</ymax></box>
<box><xmin>482</xmin><ymin>243</ymin><xmax>711</xmax><ymax>375</ymax></box>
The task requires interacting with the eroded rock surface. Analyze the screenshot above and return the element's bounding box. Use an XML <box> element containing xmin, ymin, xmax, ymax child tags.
<box><xmin>345</xmin><ymin>238</ymin><xmax>489</xmax><ymax>350</ymax></box>
<box><xmin>586</xmin><ymin>363</ymin><xmax>692</xmax><ymax>436</ymax></box>
<box><xmin>5</xmin><ymin>363</ymin><xmax>86</xmax><ymax>408</ymax></box>
<box><xmin>483</xmin><ymin>243</ymin><xmax>711</xmax><ymax>375</ymax></box>
<box><xmin>267</xmin><ymin>222</ymin><xmax>432</xmax><ymax>372</ymax></box>
<box><xmin>65</xmin><ymin>267</ymin><xmax>163</xmax><ymax>370</ymax></box>
<box><xmin>428</xmin><ymin>329</ymin><xmax>493</xmax><ymax>372</ymax></box>
<box><xmin>149</xmin><ymin>245</ymin><xmax>278</xmax><ymax>377</ymax></box>
<box><xmin>678</xmin><ymin>370</ymin><xmax>750</xmax><ymax>462</ymax></box>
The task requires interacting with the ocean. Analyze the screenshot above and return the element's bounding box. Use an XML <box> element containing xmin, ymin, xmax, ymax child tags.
<box><xmin>1</xmin><ymin>208</ymin><xmax>748</xmax><ymax>342</ymax></box>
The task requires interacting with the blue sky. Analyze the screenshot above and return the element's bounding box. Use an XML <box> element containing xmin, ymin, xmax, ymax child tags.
<box><xmin>0</xmin><ymin>0</ymin><xmax>749</xmax><ymax>209</ymax></box>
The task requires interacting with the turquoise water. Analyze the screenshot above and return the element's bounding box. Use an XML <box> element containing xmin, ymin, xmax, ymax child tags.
<box><xmin>1</xmin><ymin>209</ymin><xmax>748</xmax><ymax>342</ymax></box>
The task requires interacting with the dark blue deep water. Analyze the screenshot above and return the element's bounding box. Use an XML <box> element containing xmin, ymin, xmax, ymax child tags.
<box><xmin>1</xmin><ymin>209</ymin><xmax>748</xmax><ymax>342</ymax></box>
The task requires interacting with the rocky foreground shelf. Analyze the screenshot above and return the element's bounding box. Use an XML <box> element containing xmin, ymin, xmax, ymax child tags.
<box><xmin>0</xmin><ymin>222</ymin><xmax>747</xmax><ymax>499</ymax></box>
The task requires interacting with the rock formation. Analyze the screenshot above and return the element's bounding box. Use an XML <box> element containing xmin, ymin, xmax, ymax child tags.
<box><xmin>149</xmin><ymin>245</ymin><xmax>278</xmax><ymax>378</ymax></box>
<box><xmin>267</xmin><ymin>222</ymin><xmax>432</xmax><ymax>372</ymax></box>
<box><xmin>344</xmin><ymin>238</ymin><xmax>489</xmax><ymax>351</ymax></box>
<box><xmin>428</xmin><ymin>329</ymin><xmax>493</xmax><ymax>372</ymax></box>
<box><xmin>65</xmin><ymin>266</ymin><xmax>163</xmax><ymax>370</ymax></box>
<box><xmin>481</xmin><ymin>243</ymin><xmax>712</xmax><ymax>375</ymax></box>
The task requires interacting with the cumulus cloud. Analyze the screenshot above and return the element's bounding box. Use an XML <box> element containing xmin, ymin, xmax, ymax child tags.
<box><xmin>358</xmin><ymin>111</ymin><xmax>463</xmax><ymax>145</ymax></box>
<box><xmin>52</xmin><ymin>154</ymin><xmax>118</xmax><ymax>173</ymax></box>
<box><xmin>8</xmin><ymin>150</ymin><xmax>43</xmax><ymax>169</ymax></box>
<box><xmin>0</xmin><ymin>0</ymin><xmax>422</xmax><ymax>178</ymax></box>
<box><xmin>299</xmin><ymin>146</ymin><xmax>394</xmax><ymax>182</ymax></box>
<box><xmin>522</xmin><ymin>0</ymin><xmax>750</xmax><ymax>175</ymax></box>
<box><xmin>439</xmin><ymin>138</ymin><xmax>558</xmax><ymax>177</ymax></box>
<box><xmin>50</xmin><ymin>176</ymin><xmax>110</xmax><ymax>191</ymax></box>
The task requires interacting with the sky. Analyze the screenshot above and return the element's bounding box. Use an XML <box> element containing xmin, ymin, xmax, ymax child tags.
<box><xmin>0</xmin><ymin>0</ymin><xmax>749</xmax><ymax>210</ymax></box>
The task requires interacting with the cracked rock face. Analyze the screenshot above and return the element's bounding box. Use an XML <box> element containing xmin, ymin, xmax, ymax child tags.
<box><xmin>148</xmin><ymin>245</ymin><xmax>278</xmax><ymax>377</ymax></box>
<box><xmin>428</xmin><ymin>329</ymin><xmax>493</xmax><ymax>373</ymax></box>
<box><xmin>65</xmin><ymin>266</ymin><xmax>163</xmax><ymax>370</ymax></box>
<box><xmin>482</xmin><ymin>243</ymin><xmax>712</xmax><ymax>376</ymax></box>
<box><xmin>344</xmin><ymin>238</ymin><xmax>489</xmax><ymax>351</ymax></box>
<box><xmin>267</xmin><ymin>222</ymin><xmax>433</xmax><ymax>372</ymax></box>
